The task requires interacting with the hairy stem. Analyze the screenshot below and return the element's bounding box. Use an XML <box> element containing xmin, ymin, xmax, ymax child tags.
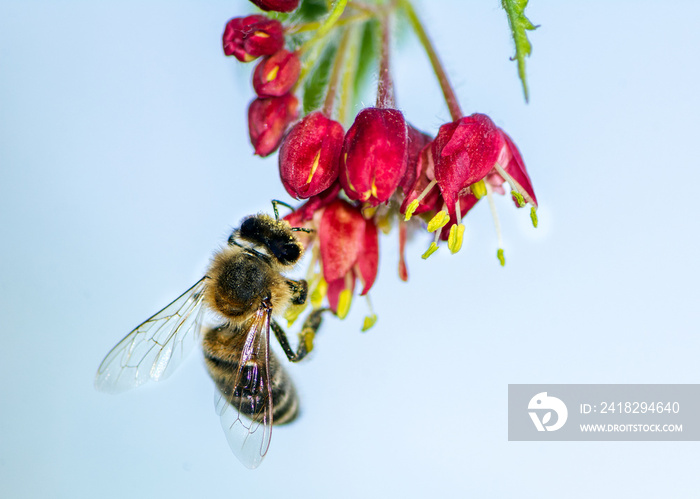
<box><xmin>301</xmin><ymin>0</ymin><xmax>349</xmax><ymax>53</ymax></box>
<box><xmin>375</xmin><ymin>11</ymin><xmax>394</xmax><ymax>108</ymax></box>
<box><xmin>399</xmin><ymin>0</ymin><xmax>462</xmax><ymax>120</ymax></box>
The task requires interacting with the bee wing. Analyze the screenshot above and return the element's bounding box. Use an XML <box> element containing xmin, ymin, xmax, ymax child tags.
<box><xmin>95</xmin><ymin>277</ymin><xmax>208</xmax><ymax>394</ymax></box>
<box><xmin>214</xmin><ymin>305</ymin><xmax>273</xmax><ymax>469</ymax></box>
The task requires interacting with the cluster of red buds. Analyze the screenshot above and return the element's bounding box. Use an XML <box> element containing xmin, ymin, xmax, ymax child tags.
<box><xmin>223</xmin><ymin>0</ymin><xmax>538</xmax><ymax>329</ymax></box>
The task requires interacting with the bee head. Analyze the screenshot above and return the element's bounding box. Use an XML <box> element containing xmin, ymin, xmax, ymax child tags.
<box><xmin>234</xmin><ymin>214</ymin><xmax>303</xmax><ymax>266</ymax></box>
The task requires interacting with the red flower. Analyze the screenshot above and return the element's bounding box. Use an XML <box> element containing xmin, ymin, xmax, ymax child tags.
<box><xmin>247</xmin><ymin>93</ymin><xmax>298</xmax><ymax>157</ymax></box>
<box><xmin>249</xmin><ymin>0</ymin><xmax>299</xmax><ymax>12</ymax></box>
<box><xmin>432</xmin><ymin>113</ymin><xmax>505</xmax><ymax>216</ymax></box>
<box><xmin>318</xmin><ymin>200</ymin><xmax>379</xmax><ymax>316</ymax></box>
<box><xmin>222</xmin><ymin>15</ymin><xmax>284</xmax><ymax>62</ymax></box>
<box><xmin>252</xmin><ymin>50</ymin><xmax>301</xmax><ymax>98</ymax></box>
<box><xmin>340</xmin><ymin>108</ymin><xmax>408</xmax><ymax>206</ymax></box>
<box><xmin>279</xmin><ymin>112</ymin><xmax>344</xmax><ymax>199</ymax></box>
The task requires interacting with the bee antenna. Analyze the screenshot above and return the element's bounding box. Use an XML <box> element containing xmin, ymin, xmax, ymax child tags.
<box><xmin>271</xmin><ymin>199</ymin><xmax>295</xmax><ymax>221</ymax></box>
<box><xmin>291</xmin><ymin>227</ymin><xmax>315</xmax><ymax>234</ymax></box>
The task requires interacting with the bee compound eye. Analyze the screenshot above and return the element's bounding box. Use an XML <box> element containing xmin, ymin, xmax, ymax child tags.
<box><xmin>239</xmin><ymin>217</ymin><xmax>262</xmax><ymax>239</ymax></box>
<box><xmin>275</xmin><ymin>242</ymin><xmax>300</xmax><ymax>265</ymax></box>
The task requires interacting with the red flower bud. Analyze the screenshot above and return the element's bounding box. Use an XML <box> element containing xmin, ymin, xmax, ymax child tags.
<box><xmin>248</xmin><ymin>93</ymin><xmax>298</xmax><ymax>157</ymax></box>
<box><xmin>340</xmin><ymin>108</ymin><xmax>408</xmax><ymax>206</ymax></box>
<box><xmin>279</xmin><ymin>112</ymin><xmax>344</xmax><ymax>199</ymax></box>
<box><xmin>249</xmin><ymin>0</ymin><xmax>300</xmax><ymax>12</ymax></box>
<box><xmin>252</xmin><ymin>49</ymin><xmax>300</xmax><ymax>97</ymax></box>
<box><xmin>222</xmin><ymin>15</ymin><xmax>284</xmax><ymax>62</ymax></box>
<box><xmin>432</xmin><ymin>113</ymin><xmax>504</xmax><ymax>211</ymax></box>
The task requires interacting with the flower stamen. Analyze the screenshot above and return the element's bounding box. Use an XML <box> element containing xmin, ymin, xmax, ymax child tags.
<box><xmin>471</xmin><ymin>179</ymin><xmax>487</xmax><ymax>199</ymax></box>
<box><xmin>404</xmin><ymin>179</ymin><xmax>438</xmax><ymax>221</ymax></box>
<box><xmin>485</xmin><ymin>182</ymin><xmax>506</xmax><ymax>266</ymax></box>
<box><xmin>426</xmin><ymin>210</ymin><xmax>450</xmax><ymax>232</ymax></box>
<box><xmin>421</xmin><ymin>226</ymin><xmax>442</xmax><ymax>260</ymax></box>
<box><xmin>361</xmin><ymin>295</ymin><xmax>377</xmax><ymax>332</ymax></box>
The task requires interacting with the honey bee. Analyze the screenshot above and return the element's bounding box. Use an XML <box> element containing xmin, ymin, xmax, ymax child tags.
<box><xmin>95</xmin><ymin>202</ymin><xmax>325</xmax><ymax>469</ymax></box>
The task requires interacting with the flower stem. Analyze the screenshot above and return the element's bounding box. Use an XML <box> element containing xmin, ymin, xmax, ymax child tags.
<box><xmin>399</xmin><ymin>0</ymin><xmax>463</xmax><ymax>120</ymax></box>
<box><xmin>322</xmin><ymin>27</ymin><xmax>352</xmax><ymax>118</ymax></box>
<box><xmin>375</xmin><ymin>11</ymin><xmax>395</xmax><ymax>108</ymax></box>
<box><xmin>301</xmin><ymin>0</ymin><xmax>349</xmax><ymax>53</ymax></box>
<box><xmin>338</xmin><ymin>24</ymin><xmax>362</xmax><ymax>124</ymax></box>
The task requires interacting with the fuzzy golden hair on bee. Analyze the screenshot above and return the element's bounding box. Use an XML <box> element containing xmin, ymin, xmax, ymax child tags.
<box><xmin>203</xmin><ymin>245</ymin><xmax>293</xmax><ymax>321</ymax></box>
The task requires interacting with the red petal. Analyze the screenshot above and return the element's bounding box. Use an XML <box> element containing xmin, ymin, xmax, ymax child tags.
<box><xmin>284</xmin><ymin>182</ymin><xmax>341</xmax><ymax>224</ymax></box>
<box><xmin>399</xmin><ymin>124</ymin><xmax>432</xmax><ymax>193</ymax></box>
<box><xmin>319</xmin><ymin>200</ymin><xmax>365</xmax><ymax>282</ymax></box>
<box><xmin>356</xmin><ymin>218</ymin><xmax>379</xmax><ymax>295</ymax></box>
<box><xmin>326</xmin><ymin>274</ymin><xmax>355</xmax><ymax>314</ymax></box>
<box><xmin>498</xmin><ymin>131</ymin><xmax>538</xmax><ymax>207</ymax></box>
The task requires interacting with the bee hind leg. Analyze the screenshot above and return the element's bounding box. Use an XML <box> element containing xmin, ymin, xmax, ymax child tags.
<box><xmin>271</xmin><ymin>308</ymin><xmax>327</xmax><ymax>362</ymax></box>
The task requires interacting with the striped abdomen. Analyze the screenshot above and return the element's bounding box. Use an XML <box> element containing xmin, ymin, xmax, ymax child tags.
<box><xmin>202</xmin><ymin>323</ymin><xmax>298</xmax><ymax>425</ymax></box>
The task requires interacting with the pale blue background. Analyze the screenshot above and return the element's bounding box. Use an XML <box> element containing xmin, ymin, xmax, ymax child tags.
<box><xmin>2</xmin><ymin>1</ymin><xmax>699</xmax><ymax>497</ymax></box>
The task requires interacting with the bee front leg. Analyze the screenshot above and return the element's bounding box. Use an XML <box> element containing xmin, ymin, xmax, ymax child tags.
<box><xmin>271</xmin><ymin>308</ymin><xmax>327</xmax><ymax>362</ymax></box>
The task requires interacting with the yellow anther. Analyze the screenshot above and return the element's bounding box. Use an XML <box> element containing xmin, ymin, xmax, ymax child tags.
<box><xmin>336</xmin><ymin>289</ymin><xmax>352</xmax><ymax>319</ymax></box>
<box><xmin>370</xmin><ymin>180</ymin><xmax>378</xmax><ymax>198</ymax></box>
<box><xmin>497</xmin><ymin>248</ymin><xmax>506</xmax><ymax>266</ymax></box>
<box><xmin>447</xmin><ymin>223</ymin><xmax>465</xmax><ymax>254</ymax></box>
<box><xmin>361</xmin><ymin>314</ymin><xmax>378</xmax><ymax>332</ymax></box>
<box><xmin>265</xmin><ymin>66</ymin><xmax>279</xmax><ymax>82</ymax></box>
<box><xmin>253</xmin><ymin>31</ymin><xmax>270</xmax><ymax>38</ymax></box>
<box><xmin>512</xmin><ymin>191</ymin><xmax>526</xmax><ymax>207</ymax></box>
<box><xmin>310</xmin><ymin>277</ymin><xmax>328</xmax><ymax>308</ymax></box>
<box><xmin>530</xmin><ymin>207</ymin><xmax>538</xmax><ymax>228</ymax></box>
<box><xmin>284</xmin><ymin>302</ymin><xmax>307</xmax><ymax>327</ymax></box>
<box><xmin>305</xmin><ymin>151</ymin><xmax>321</xmax><ymax>184</ymax></box>
<box><xmin>404</xmin><ymin>199</ymin><xmax>419</xmax><ymax>221</ymax></box>
<box><xmin>427</xmin><ymin>210</ymin><xmax>450</xmax><ymax>233</ymax></box>
<box><xmin>421</xmin><ymin>242</ymin><xmax>439</xmax><ymax>260</ymax></box>
<box><xmin>361</xmin><ymin>203</ymin><xmax>378</xmax><ymax>220</ymax></box>
<box><xmin>471</xmin><ymin>180</ymin><xmax>487</xmax><ymax>199</ymax></box>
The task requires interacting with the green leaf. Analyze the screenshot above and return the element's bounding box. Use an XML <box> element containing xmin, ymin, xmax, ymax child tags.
<box><xmin>302</xmin><ymin>39</ymin><xmax>338</xmax><ymax>114</ymax></box>
<box><xmin>501</xmin><ymin>0</ymin><xmax>538</xmax><ymax>102</ymax></box>
<box><xmin>296</xmin><ymin>0</ymin><xmax>329</xmax><ymax>22</ymax></box>
<box><xmin>353</xmin><ymin>19</ymin><xmax>380</xmax><ymax>104</ymax></box>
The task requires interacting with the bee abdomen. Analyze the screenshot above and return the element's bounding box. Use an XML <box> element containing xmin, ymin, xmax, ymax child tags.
<box><xmin>203</xmin><ymin>327</ymin><xmax>298</xmax><ymax>425</ymax></box>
